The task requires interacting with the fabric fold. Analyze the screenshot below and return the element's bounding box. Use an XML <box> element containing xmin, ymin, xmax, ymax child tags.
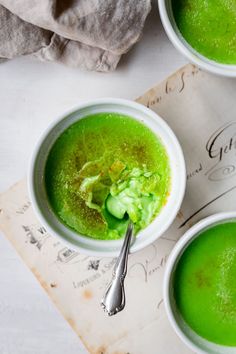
<box><xmin>0</xmin><ymin>0</ymin><xmax>151</xmax><ymax>71</ymax></box>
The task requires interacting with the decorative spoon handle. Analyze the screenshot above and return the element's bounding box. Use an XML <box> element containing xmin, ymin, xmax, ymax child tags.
<box><xmin>101</xmin><ymin>222</ymin><xmax>133</xmax><ymax>316</ymax></box>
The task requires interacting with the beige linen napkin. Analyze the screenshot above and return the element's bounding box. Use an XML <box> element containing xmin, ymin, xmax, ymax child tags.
<box><xmin>0</xmin><ymin>0</ymin><xmax>151</xmax><ymax>71</ymax></box>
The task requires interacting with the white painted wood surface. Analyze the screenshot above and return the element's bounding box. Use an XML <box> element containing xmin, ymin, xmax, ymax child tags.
<box><xmin>0</xmin><ymin>5</ymin><xmax>186</xmax><ymax>354</ymax></box>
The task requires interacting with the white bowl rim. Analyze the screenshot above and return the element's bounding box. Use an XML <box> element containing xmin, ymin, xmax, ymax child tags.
<box><xmin>28</xmin><ymin>97</ymin><xmax>186</xmax><ymax>257</ymax></box>
<box><xmin>164</xmin><ymin>211</ymin><xmax>236</xmax><ymax>354</ymax></box>
<box><xmin>158</xmin><ymin>0</ymin><xmax>236</xmax><ymax>78</ymax></box>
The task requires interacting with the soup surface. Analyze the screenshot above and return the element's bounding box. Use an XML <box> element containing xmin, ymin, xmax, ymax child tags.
<box><xmin>45</xmin><ymin>113</ymin><xmax>170</xmax><ymax>240</ymax></box>
<box><xmin>174</xmin><ymin>221</ymin><xmax>236</xmax><ymax>346</ymax></box>
<box><xmin>172</xmin><ymin>0</ymin><xmax>236</xmax><ymax>64</ymax></box>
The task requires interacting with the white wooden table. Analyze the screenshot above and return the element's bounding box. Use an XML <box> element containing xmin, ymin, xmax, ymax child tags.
<box><xmin>0</xmin><ymin>5</ymin><xmax>186</xmax><ymax>354</ymax></box>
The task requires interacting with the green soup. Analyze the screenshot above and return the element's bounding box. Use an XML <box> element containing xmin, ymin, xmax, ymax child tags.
<box><xmin>174</xmin><ymin>222</ymin><xmax>236</xmax><ymax>346</ymax></box>
<box><xmin>45</xmin><ymin>113</ymin><xmax>170</xmax><ymax>240</ymax></box>
<box><xmin>172</xmin><ymin>0</ymin><xmax>236</xmax><ymax>64</ymax></box>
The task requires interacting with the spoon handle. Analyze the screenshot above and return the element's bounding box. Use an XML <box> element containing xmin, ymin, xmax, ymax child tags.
<box><xmin>101</xmin><ymin>222</ymin><xmax>133</xmax><ymax>316</ymax></box>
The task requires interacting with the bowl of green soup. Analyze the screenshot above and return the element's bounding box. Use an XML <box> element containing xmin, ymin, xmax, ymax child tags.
<box><xmin>164</xmin><ymin>212</ymin><xmax>236</xmax><ymax>354</ymax></box>
<box><xmin>29</xmin><ymin>98</ymin><xmax>185</xmax><ymax>256</ymax></box>
<box><xmin>158</xmin><ymin>0</ymin><xmax>236</xmax><ymax>77</ymax></box>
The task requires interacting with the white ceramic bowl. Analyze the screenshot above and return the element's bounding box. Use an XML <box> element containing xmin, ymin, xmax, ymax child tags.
<box><xmin>28</xmin><ymin>98</ymin><xmax>186</xmax><ymax>257</ymax></box>
<box><xmin>158</xmin><ymin>0</ymin><xmax>236</xmax><ymax>77</ymax></box>
<box><xmin>164</xmin><ymin>212</ymin><xmax>236</xmax><ymax>354</ymax></box>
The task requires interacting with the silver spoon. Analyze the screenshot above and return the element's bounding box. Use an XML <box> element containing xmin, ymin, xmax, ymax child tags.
<box><xmin>101</xmin><ymin>221</ymin><xmax>134</xmax><ymax>316</ymax></box>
